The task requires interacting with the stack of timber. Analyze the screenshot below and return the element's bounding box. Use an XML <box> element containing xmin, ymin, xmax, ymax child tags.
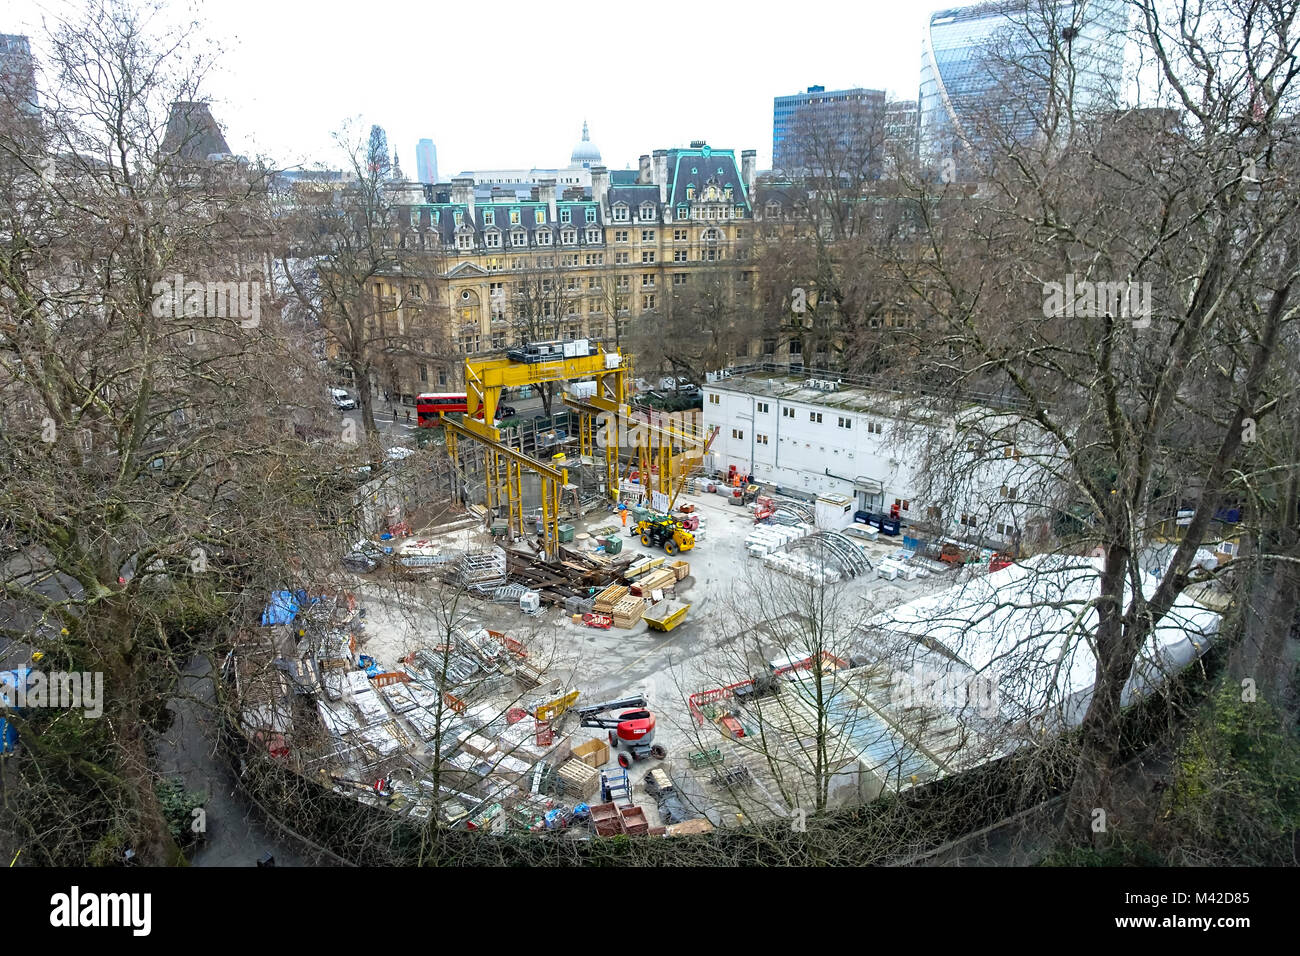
<box><xmin>503</xmin><ymin>548</ymin><xmax>625</xmax><ymax>607</ymax></box>
<box><xmin>630</xmin><ymin>568</ymin><xmax>676</xmax><ymax>596</ymax></box>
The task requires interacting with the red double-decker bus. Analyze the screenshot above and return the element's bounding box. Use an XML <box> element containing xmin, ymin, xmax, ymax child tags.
<box><xmin>416</xmin><ymin>392</ymin><xmax>468</xmax><ymax>427</ymax></box>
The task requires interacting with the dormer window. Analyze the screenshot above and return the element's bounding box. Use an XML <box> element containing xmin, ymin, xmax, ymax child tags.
<box><xmin>511</xmin><ymin>229</ymin><xmax>527</xmax><ymax>247</ymax></box>
<box><xmin>586</xmin><ymin>227</ymin><xmax>601</xmax><ymax>243</ymax></box>
<box><xmin>534</xmin><ymin>208</ymin><xmax>546</xmax><ymax>225</ymax></box>
<box><xmin>484</xmin><ymin>230</ymin><xmax>501</xmax><ymax>248</ymax></box>
<box><xmin>510</xmin><ymin>208</ymin><xmax>521</xmax><ymax>225</ymax></box>
<box><xmin>585</xmin><ymin>208</ymin><xmax>596</xmax><ymax>223</ymax></box>
<box><xmin>765</xmin><ymin>201</ymin><xmax>781</xmax><ymax>219</ymax></box>
<box><xmin>409</xmin><ymin>208</ymin><xmax>419</xmax><ymax>228</ymax></box>
<box><xmin>535</xmin><ymin>229</ymin><xmax>552</xmax><ymax>246</ymax></box>
<box><xmin>561</xmin><ymin>228</ymin><xmax>576</xmax><ymax>245</ymax></box>
<box><xmin>454</xmin><ymin>210</ymin><xmax>464</xmax><ymax>225</ymax></box>
<box><xmin>613</xmin><ymin>203</ymin><xmax>629</xmax><ymax>222</ymax></box>
<box><xmin>483</xmin><ymin>209</ymin><xmax>495</xmax><ymax>225</ymax></box>
<box><xmin>685</xmin><ymin>185</ymin><xmax>695</xmax><ymax>201</ymax></box>
<box><xmin>677</xmin><ymin>204</ymin><xmax>689</xmax><ymax>221</ymax></box>
<box><xmin>560</xmin><ymin>207</ymin><xmax>572</xmax><ymax>223</ymax></box>
<box><xmin>640</xmin><ymin>202</ymin><xmax>656</xmax><ymax>221</ymax></box>
<box><xmin>724</xmin><ymin>186</ymin><xmax>733</xmax><ymax>200</ymax></box>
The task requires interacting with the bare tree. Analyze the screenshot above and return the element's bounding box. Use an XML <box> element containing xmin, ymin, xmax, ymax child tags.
<box><xmin>0</xmin><ymin>0</ymin><xmax>343</xmax><ymax>864</ymax></box>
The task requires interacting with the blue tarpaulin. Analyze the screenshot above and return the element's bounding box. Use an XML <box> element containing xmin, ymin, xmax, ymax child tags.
<box><xmin>261</xmin><ymin>591</ymin><xmax>300</xmax><ymax>627</ymax></box>
<box><xmin>1</xmin><ymin>669</ymin><xmax>32</xmax><ymax>754</ymax></box>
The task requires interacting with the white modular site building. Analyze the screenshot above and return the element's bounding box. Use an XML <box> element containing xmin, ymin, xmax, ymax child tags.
<box><xmin>701</xmin><ymin>368</ymin><xmax>1061</xmax><ymax>547</ymax></box>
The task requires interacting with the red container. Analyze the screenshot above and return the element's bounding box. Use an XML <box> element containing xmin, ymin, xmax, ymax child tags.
<box><xmin>620</xmin><ymin>805</ymin><xmax>649</xmax><ymax>836</ymax></box>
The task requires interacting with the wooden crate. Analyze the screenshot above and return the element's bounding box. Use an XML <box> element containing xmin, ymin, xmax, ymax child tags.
<box><xmin>556</xmin><ymin>758</ymin><xmax>600</xmax><ymax>799</ymax></box>
<box><xmin>571</xmin><ymin>737</ymin><xmax>610</xmax><ymax>768</ymax></box>
<box><xmin>670</xmin><ymin>560</ymin><xmax>691</xmax><ymax>581</ymax></box>
<box><xmin>620</xmin><ymin>805</ymin><xmax>649</xmax><ymax>835</ymax></box>
<box><xmin>611</xmin><ymin>597</ymin><xmax>646</xmax><ymax>628</ymax></box>
<box><xmin>590</xmin><ymin>801</ymin><xmax>625</xmax><ymax>836</ymax></box>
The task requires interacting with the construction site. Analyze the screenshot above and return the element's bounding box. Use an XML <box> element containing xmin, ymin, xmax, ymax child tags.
<box><xmin>229</xmin><ymin>340</ymin><xmax>1230</xmax><ymax>839</ymax></box>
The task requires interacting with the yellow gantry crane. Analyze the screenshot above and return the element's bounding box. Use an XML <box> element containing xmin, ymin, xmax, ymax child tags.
<box><xmin>441</xmin><ymin>344</ymin><xmax>629</xmax><ymax>559</ymax></box>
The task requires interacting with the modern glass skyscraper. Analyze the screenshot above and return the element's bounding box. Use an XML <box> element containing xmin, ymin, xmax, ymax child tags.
<box><xmin>0</xmin><ymin>34</ymin><xmax>39</xmax><ymax>116</ymax></box>
<box><xmin>919</xmin><ymin>1</ymin><xmax>1131</xmax><ymax>177</ymax></box>
<box><xmin>416</xmin><ymin>138</ymin><xmax>438</xmax><ymax>184</ymax></box>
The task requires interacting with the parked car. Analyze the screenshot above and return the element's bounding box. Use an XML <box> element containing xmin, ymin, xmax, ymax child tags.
<box><xmin>330</xmin><ymin>388</ymin><xmax>357</xmax><ymax>411</ymax></box>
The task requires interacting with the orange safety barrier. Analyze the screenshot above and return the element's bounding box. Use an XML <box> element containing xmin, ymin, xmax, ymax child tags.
<box><xmin>370</xmin><ymin>671</ymin><xmax>411</xmax><ymax>687</ymax></box>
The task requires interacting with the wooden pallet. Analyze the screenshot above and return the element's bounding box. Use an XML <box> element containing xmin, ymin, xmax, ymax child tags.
<box><xmin>611</xmin><ymin>597</ymin><xmax>647</xmax><ymax>628</ymax></box>
<box><xmin>593</xmin><ymin>584</ymin><xmax>629</xmax><ymax>613</ymax></box>
<box><xmin>556</xmin><ymin>758</ymin><xmax>600</xmax><ymax>799</ymax></box>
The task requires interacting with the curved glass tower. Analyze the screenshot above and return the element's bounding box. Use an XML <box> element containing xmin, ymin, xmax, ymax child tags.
<box><xmin>919</xmin><ymin>1</ymin><xmax>1131</xmax><ymax>178</ymax></box>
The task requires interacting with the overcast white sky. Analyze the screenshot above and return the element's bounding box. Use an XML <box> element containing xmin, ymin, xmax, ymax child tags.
<box><xmin>6</xmin><ymin>0</ymin><xmax>938</xmax><ymax>174</ymax></box>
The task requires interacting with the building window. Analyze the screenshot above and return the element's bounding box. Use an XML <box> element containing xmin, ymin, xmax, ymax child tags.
<box><xmin>641</xmin><ymin>229</ymin><xmax>655</xmax><ymax>242</ymax></box>
<box><xmin>642</xmin><ymin>294</ymin><xmax>656</xmax><ymax>310</ymax></box>
<box><xmin>1000</xmin><ymin>485</ymin><xmax>1018</xmax><ymax>500</ymax></box>
<box><xmin>642</xmin><ymin>251</ymin><xmax>655</xmax><ymax>263</ymax></box>
<box><xmin>485</xmin><ymin>231</ymin><xmax>501</xmax><ymax>248</ymax></box>
<box><xmin>457</xmin><ymin>233</ymin><xmax>472</xmax><ymax>250</ymax></box>
<box><xmin>731</xmin><ymin>428</ymin><xmax>743</xmax><ymax>440</ymax></box>
<box><xmin>708</xmin><ymin>393</ymin><xmax>720</xmax><ymax>405</ymax></box>
<box><xmin>673</xmin><ymin>250</ymin><xmax>688</xmax><ymax>262</ymax></box>
<box><xmin>535</xmin><ymin>208</ymin><xmax>546</xmax><ymax>224</ymax></box>
<box><xmin>561</xmin><ymin>229</ymin><xmax>577</xmax><ymax>244</ymax></box>
<box><xmin>757</xmin><ymin>401</ymin><xmax>769</xmax><ymax>413</ymax></box>
<box><xmin>926</xmin><ymin>506</ymin><xmax>942</xmax><ymax>521</ymax></box>
<box><xmin>782</xmin><ymin>407</ymin><xmax>794</xmax><ymax>418</ymax></box>
<box><xmin>510</xmin><ymin>209</ymin><xmax>521</xmax><ymax>225</ymax></box>
<box><xmin>615</xmin><ymin>252</ymin><xmax>629</xmax><ymax>264</ymax></box>
<box><xmin>640</xmin><ymin>203</ymin><xmax>656</xmax><ymax>221</ymax></box>
<box><xmin>613</xmin><ymin>204</ymin><xmax>629</xmax><ymax>222</ymax></box>
<box><xmin>585</xmin><ymin>253</ymin><xmax>604</xmax><ymax>266</ymax></box>
<box><xmin>535</xmin><ymin>230</ymin><xmax>552</xmax><ymax>245</ymax></box>
<box><xmin>454</xmin><ymin>210</ymin><xmax>464</xmax><ymax>225</ymax></box>
<box><xmin>586</xmin><ymin>228</ymin><xmax>601</xmax><ymax>243</ymax></box>
<box><xmin>701</xmin><ymin>248</ymin><xmax>718</xmax><ymax>261</ymax></box>
<box><xmin>641</xmin><ymin>273</ymin><xmax>655</xmax><ymax>288</ymax></box>
<box><xmin>677</xmin><ymin>205</ymin><xmax>689</xmax><ymax>220</ymax></box>
<box><xmin>673</xmin><ymin>273</ymin><xmax>688</xmax><ymax>286</ymax></box>
<box><xmin>686</xmin><ymin>186</ymin><xmax>695</xmax><ymax>201</ymax></box>
<box><xmin>419</xmin><ymin>364</ymin><xmax>428</xmax><ymax>383</ymax></box>
<box><xmin>615</xmin><ymin>230</ymin><xmax>629</xmax><ymax>243</ymax></box>
<box><xmin>562</xmin><ymin>254</ymin><xmax>579</xmax><ymax>267</ymax></box>
<box><xmin>809</xmin><ymin>412</ymin><xmax>822</xmax><ymax>423</ymax></box>
<box><xmin>585</xmin><ymin>208</ymin><xmax>596</xmax><ymax>223</ymax></box>
<box><xmin>616</xmin><ymin>276</ymin><xmax>630</xmax><ymax>290</ymax></box>
<box><xmin>756</xmin><ymin>434</ymin><xmax>768</xmax><ymax>445</ymax></box>
<box><xmin>560</xmin><ymin>208</ymin><xmax>572</xmax><ymax>223</ymax></box>
<box><xmin>483</xmin><ymin>210</ymin><xmax>495</xmax><ymax>225</ymax></box>
<box><xmin>673</xmin><ymin>229</ymin><xmax>687</xmax><ymax>241</ymax></box>
<box><xmin>511</xmin><ymin>230</ymin><xmax>527</xmax><ymax>247</ymax></box>
<box><xmin>867</xmin><ymin>421</ymin><xmax>882</xmax><ymax>435</ymax></box>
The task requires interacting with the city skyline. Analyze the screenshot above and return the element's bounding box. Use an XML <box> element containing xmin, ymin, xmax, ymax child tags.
<box><xmin>3</xmin><ymin>0</ymin><xmax>932</xmax><ymax>174</ymax></box>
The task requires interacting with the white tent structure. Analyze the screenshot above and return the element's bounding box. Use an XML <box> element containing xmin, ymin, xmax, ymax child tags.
<box><xmin>854</xmin><ymin>554</ymin><xmax>1222</xmax><ymax>738</ymax></box>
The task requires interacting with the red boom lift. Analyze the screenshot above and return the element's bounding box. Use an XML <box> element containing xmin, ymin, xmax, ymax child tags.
<box><xmin>576</xmin><ymin>695</ymin><xmax>667</xmax><ymax>768</ymax></box>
